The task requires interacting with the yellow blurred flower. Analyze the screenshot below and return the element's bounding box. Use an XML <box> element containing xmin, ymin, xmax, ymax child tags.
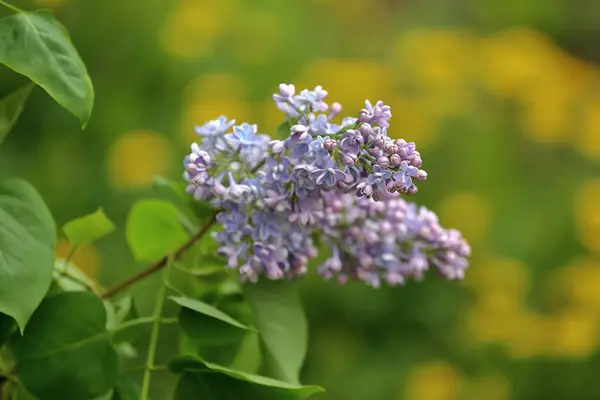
<box><xmin>388</xmin><ymin>96</ymin><xmax>438</xmax><ymax>147</ymax></box>
<box><xmin>437</xmin><ymin>192</ymin><xmax>492</xmax><ymax>245</ymax></box>
<box><xmin>505</xmin><ymin>311</ymin><xmax>550</xmax><ymax>358</ymax></box>
<box><xmin>160</xmin><ymin>0</ymin><xmax>235</xmax><ymax>59</ymax></box>
<box><xmin>577</xmin><ymin>98</ymin><xmax>600</xmax><ymax>160</ymax></box>
<box><xmin>107</xmin><ymin>130</ymin><xmax>172</xmax><ymax>190</ymax></box>
<box><xmin>465</xmin><ymin>305</ymin><xmax>523</xmax><ymax>345</ymax></box>
<box><xmin>403</xmin><ymin>360</ymin><xmax>463</xmax><ymax>400</ymax></box>
<box><xmin>544</xmin><ymin>258</ymin><xmax>600</xmax><ymax>311</ymax></box>
<box><xmin>465</xmin><ymin>257</ymin><xmax>530</xmax><ymax>299</ymax></box>
<box><xmin>180</xmin><ymin>74</ymin><xmax>251</xmax><ymax>144</ymax></box>
<box><xmin>55</xmin><ymin>239</ymin><xmax>100</xmax><ymax>279</ymax></box>
<box><xmin>393</xmin><ymin>29</ymin><xmax>475</xmax><ymax>90</ymax></box>
<box><xmin>518</xmin><ymin>84</ymin><xmax>575</xmax><ymax>144</ymax></box>
<box><xmin>465</xmin><ymin>374</ymin><xmax>511</xmax><ymax>400</ymax></box>
<box><xmin>477</xmin><ymin>29</ymin><xmax>561</xmax><ymax>99</ymax></box>
<box><xmin>545</xmin><ymin>306</ymin><xmax>600</xmax><ymax>358</ymax></box>
<box><xmin>297</xmin><ymin>59</ymin><xmax>395</xmax><ymax>112</ymax></box>
<box><xmin>575</xmin><ymin>180</ymin><xmax>600</xmax><ymax>253</ymax></box>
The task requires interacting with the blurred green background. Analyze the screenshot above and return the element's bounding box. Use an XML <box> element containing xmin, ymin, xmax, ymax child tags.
<box><xmin>3</xmin><ymin>0</ymin><xmax>600</xmax><ymax>399</ymax></box>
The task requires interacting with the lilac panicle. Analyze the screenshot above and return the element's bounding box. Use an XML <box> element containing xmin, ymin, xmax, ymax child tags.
<box><xmin>183</xmin><ymin>83</ymin><xmax>470</xmax><ymax>287</ymax></box>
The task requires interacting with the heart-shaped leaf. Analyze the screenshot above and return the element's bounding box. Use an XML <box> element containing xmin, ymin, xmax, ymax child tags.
<box><xmin>10</xmin><ymin>292</ymin><xmax>119</xmax><ymax>399</ymax></box>
<box><xmin>0</xmin><ymin>10</ymin><xmax>94</xmax><ymax>127</ymax></box>
<box><xmin>62</xmin><ymin>207</ymin><xmax>115</xmax><ymax>246</ymax></box>
<box><xmin>243</xmin><ymin>280</ymin><xmax>308</xmax><ymax>384</ymax></box>
<box><xmin>0</xmin><ymin>178</ymin><xmax>55</xmax><ymax>331</ymax></box>
<box><xmin>170</xmin><ymin>354</ymin><xmax>323</xmax><ymax>400</ymax></box>
<box><xmin>126</xmin><ymin>199</ymin><xmax>189</xmax><ymax>262</ymax></box>
<box><xmin>0</xmin><ymin>83</ymin><xmax>33</xmax><ymax>146</ymax></box>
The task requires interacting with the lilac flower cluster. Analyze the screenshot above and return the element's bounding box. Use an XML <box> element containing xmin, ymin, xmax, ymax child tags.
<box><xmin>183</xmin><ymin>84</ymin><xmax>470</xmax><ymax>287</ymax></box>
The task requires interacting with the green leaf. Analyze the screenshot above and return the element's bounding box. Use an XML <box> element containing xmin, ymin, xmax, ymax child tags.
<box><xmin>0</xmin><ymin>312</ymin><xmax>15</xmax><ymax>347</ymax></box>
<box><xmin>62</xmin><ymin>207</ymin><xmax>115</xmax><ymax>246</ymax></box>
<box><xmin>172</xmin><ymin>296</ymin><xmax>251</xmax><ymax>331</ymax></box>
<box><xmin>276</xmin><ymin>120</ymin><xmax>292</xmax><ymax>139</ymax></box>
<box><xmin>10</xmin><ymin>292</ymin><xmax>119</xmax><ymax>399</ymax></box>
<box><xmin>153</xmin><ymin>176</ymin><xmax>215</xmax><ymax>224</ymax></box>
<box><xmin>0</xmin><ymin>178</ymin><xmax>56</xmax><ymax>331</ymax></box>
<box><xmin>172</xmin><ymin>295</ymin><xmax>253</xmax><ymax>348</ymax></box>
<box><xmin>0</xmin><ymin>10</ymin><xmax>94</xmax><ymax>127</ymax></box>
<box><xmin>0</xmin><ymin>83</ymin><xmax>33</xmax><ymax>146</ymax></box>
<box><xmin>112</xmin><ymin>375</ymin><xmax>140</xmax><ymax>400</ymax></box>
<box><xmin>94</xmin><ymin>390</ymin><xmax>114</xmax><ymax>400</ymax></box>
<box><xmin>230</xmin><ymin>331</ymin><xmax>262</xmax><ymax>374</ymax></box>
<box><xmin>170</xmin><ymin>354</ymin><xmax>324</xmax><ymax>400</ymax></box>
<box><xmin>243</xmin><ymin>280</ymin><xmax>308</xmax><ymax>384</ymax></box>
<box><xmin>126</xmin><ymin>199</ymin><xmax>189</xmax><ymax>262</ymax></box>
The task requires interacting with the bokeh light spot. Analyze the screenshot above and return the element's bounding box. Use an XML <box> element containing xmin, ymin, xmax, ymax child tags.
<box><xmin>575</xmin><ymin>180</ymin><xmax>600</xmax><ymax>253</ymax></box>
<box><xmin>405</xmin><ymin>361</ymin><xmax>463</xmax><ymax>400</ymax></box>
<box><xmin>107</xmin><ymin>130</ymin><xmax>172</xmax><ymax>190</ymax></box>
<box><xmin>160</xmin><ymin>0</ymin><xmax>235</xmax><ymax>59</ymax></box>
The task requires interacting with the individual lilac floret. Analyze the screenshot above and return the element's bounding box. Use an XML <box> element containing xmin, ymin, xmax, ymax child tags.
<box><xmin>359</xmin><ymin>100</ymin><xmax>392</xmax><ymax>128</ymax></box>
<box><xmin>182</xmin><ymin>83</ymin><xmax>470</xmax><ymax>285</ymax></box>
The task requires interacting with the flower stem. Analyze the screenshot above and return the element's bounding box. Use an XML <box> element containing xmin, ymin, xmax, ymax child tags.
<box><xmin>139</xmin><ymin>257</ymin><xmax>172</xmax><ymax>400</ymax></box>
<box><xmin>0</xmin><ymin>0</ymin><xmax>21</xmax><ymax>13</ymax></box>
<box><xmin>101</xmin><ymin>210</ymin><xmax>219</xmax><ymax>299</ymax></box>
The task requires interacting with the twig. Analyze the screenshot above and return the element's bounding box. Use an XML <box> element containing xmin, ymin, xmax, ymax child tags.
<box><xmin>100</xmin><ymin>210</ymin><xmax>219</xmax><ymax>299</ymax></box>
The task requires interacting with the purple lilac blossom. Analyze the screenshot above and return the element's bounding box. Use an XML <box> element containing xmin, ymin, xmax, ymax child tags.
<box><xmin>182</xmin><ymin>83</ymin><xmax>470</xmax><ymax>286</ymax></box>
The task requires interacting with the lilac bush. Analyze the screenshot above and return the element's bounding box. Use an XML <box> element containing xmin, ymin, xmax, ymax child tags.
<box><xmin>183</xmin><ymin>84</ymin><xmax>470</xmax><ymax>287</ymax></box>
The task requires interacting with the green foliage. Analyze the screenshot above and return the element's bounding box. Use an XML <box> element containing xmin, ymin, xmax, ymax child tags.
<box><xmin>0</xmin><ymin>178</ymin><xmax>55</xmax><ymax>331</ymax></box>
<box><xmin>10</xmin><ymin>292</ymin><xmax>119</xmax><ymax>399</ymax></box>
<box><xmin>243</xmin><ymin>280</ymin><xmax>308</xmax><ymax>384</ymax></box>
<box><xmin>0</xmin><ymin>9</ymin><xmax>94</xmax><ymax>127</ymax></box>
<box><xmin>62</xmin><ymin>207</ymin><xmax>115</xmax><ymax>246</ymax></box>
<box><xmin>172</xmin><ymin>295</ymin><xmax>253</xmax><ymax>344</ymax></box>
<box><xmin>0</xmin><ymin>3</ymin><xmax>324</xmax><ymax>399</ymax></box>
<box><xmin>0</xmin><ymin>83</ymin><xmax>33</xmax><ymax>146</ymax></box>
<box><xmin>170</xmin><ymin>355</ymin><xmax>324</xmax><ymax>400</ymax></box>
<box><xmin>126</xmin><ymin>199</ymin><xmax>189</xmax><ymax>262</ymax></box>
<box><xmin>0</xmin><ymin>312</ymin><xmax>14</xmax><ymax>347</ymax></box>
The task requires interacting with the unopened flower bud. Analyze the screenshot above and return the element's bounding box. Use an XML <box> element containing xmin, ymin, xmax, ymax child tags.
<box><xmin>329</xmin><ymin>102</ymin><xmax>342</xmax><ymax>118</ymax></box>
<box><xmin>290</xmin><ymin>124</ymin><xmax>309</xmax><ymax>141</ymax></box>
<box><xmin>389</xmin><ymin>154</ymin><xmax>402</xmax><ymax>167</ymax></box>
<box><xmin>358</xmin><ymin>110</ymin><xmax>370</xmax><ymax>123</ymax></box>
<box><xmin>212</xmin><ymin>182</ymin><xmax>226</xmax><ymax>196</ymax></box>
<box><xmin>376</xmin><ymin>157</ymin><xmax>390</xmax><ymax>169</ymax></box>
<box><xmin>279</xmin><ymin>83</ymin><xmax>295</xmax><ymax>97</ymax></box>
<box><xmin>372</xmin><ymin>134</ymin><xmax>385</xmax><ymax>148</ymax></box>
<box><xmin>342</xmin><ymin>152</ymin><xmax>357</xmax><ymax>166</ymax></box>
<box><xmin>405</xmin><ymin>185</ymin><xmax>418</xmax><ymax>195</ymax></box>
<box><xmin>269</xmin><ymin>140</ymin><xmax>285</xmax><ymax>154</ymax></box>
<box><xmin>359</xmin><ymin>123</ymin><xmax>372</xmax><ymax>140</ymax></box>
<box><xmin>384</xmin><ymin>143</ymin><xmax>398</xmax><ymax>155</ymax></box>
<box><xmin>416</xmin><ymin>169</ymin><xmax>428</xmax><ymax>180</ymax></box>
<box><xmin>323</xmin><ymin>138</ymin><xmax>337</xmax><ymax>152</ymax></box>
